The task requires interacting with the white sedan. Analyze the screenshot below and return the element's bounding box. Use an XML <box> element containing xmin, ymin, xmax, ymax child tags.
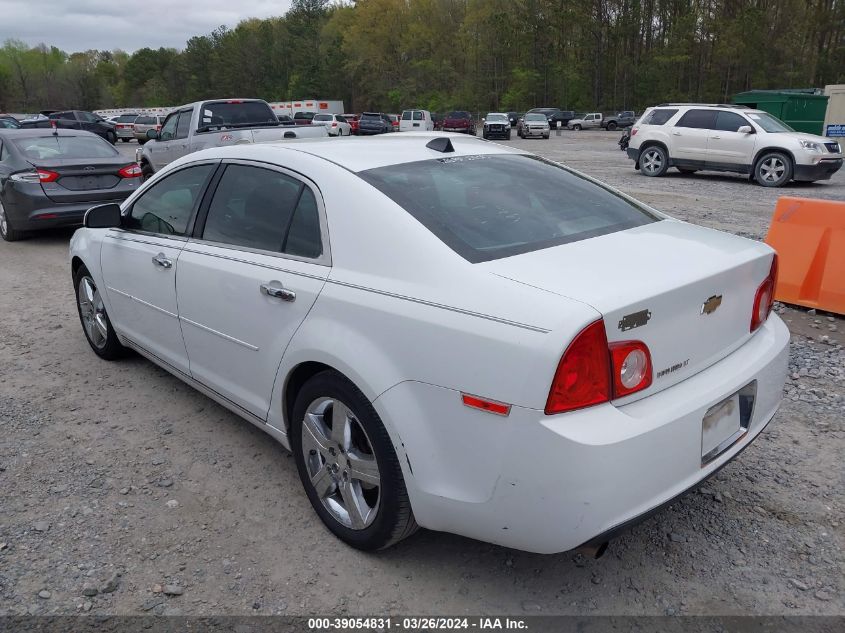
<box><xmin>70</xmin><ymin>133</ymin><xmax>789</xmax><ymax>554</ymax></box>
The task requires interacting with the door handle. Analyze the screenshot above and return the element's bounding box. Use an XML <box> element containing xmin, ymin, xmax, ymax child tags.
<box><xmin>260</xmin><ymin>282</ymin><xmax>296</xmax><ymax>302</ymax></box>
<box><xmin>152</xmin><ymin>253</ymin><xmax>172</xmax><ymax>269</ymax></box>
<box><xmin>672</xmin><ymin>131</ymin><xmax>681</xmax><ymax>136</ymax></box>
<box><xmin>711</xmin><ymin>135</ymin><xmax>721</xmax><ymax>139</ymax></box>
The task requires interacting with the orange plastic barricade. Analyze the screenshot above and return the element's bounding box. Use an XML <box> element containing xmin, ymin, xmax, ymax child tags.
<box><xmin>764</xmin><ymin>196</ymin><xmax>845</xmax><ymax>315</ymax></box>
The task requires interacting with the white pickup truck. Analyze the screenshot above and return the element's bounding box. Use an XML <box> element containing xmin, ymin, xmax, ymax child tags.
<box><xmin>136</xmin><ymin>98</ymin><xmax>327</xmax><ymax>178</ymax></box>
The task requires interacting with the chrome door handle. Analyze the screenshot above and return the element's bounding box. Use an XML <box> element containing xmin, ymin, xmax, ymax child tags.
<box><xmin>672</xmin><ymin>131</ymin><xmax>681</xmax><ymax>136</ymax></box>
<box><xmin>711</xmin><ymin>135</ymin><xmax>721</xmax><ymax>139</ymax></box>
<box><xmin>260</xmin><ymin>282</ymin><xmax>296</xmax><ymax>302</ymax></box>
<box><xmin>152</xmin><ymin>253</ymin><xmax>172</xmax><ymax>269</ymax></box>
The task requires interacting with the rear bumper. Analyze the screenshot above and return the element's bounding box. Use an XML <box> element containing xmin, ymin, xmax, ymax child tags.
<box><xmin>793</xmin><ymin>158</ymin><xmax>843</xmax><ymax>181</ymax></box>
<box><xmin>3</xmin><ymin>185</ymin><xmax>132</xmax><ymax>231</ymax></box>
<box><xmin>375</xmin><ymin>315</ymin><xmax>789</xmax><ymax>553</ymax></box>
<box><xmin>115</xmin><ymin>128</ymin><xmax>134</xmax><ymax>138</ymax></box>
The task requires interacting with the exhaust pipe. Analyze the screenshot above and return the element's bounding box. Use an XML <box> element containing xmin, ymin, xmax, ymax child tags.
<box><xmin>577</xmin><ymin>541</ymin><xmax>609</xmax><ymax>559</ymax></box>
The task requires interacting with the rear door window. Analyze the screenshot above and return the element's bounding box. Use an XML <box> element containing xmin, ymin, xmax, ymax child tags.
<box><xmin>401</xmin><ymin>111</ymin><xmax>412</xmax><ymax>120</ymax></box>
<box><xmin>675</xmin><ymin>109</ymin><xmax>717</xmax><ymax>129</ymax></box>
<box><xmin>360</xmin><ymin>154</ymin><xmax>658</xmax><ymax>263</ymax></box>
<box><xmin>413</xmin><ymin>111</ymin><xmax>423</xmax><ymax>121</ymax></box>
<box><xmin>641</xmin><ymin>109</ymin><xmax>678</xmax><ymax>125</ymax></box>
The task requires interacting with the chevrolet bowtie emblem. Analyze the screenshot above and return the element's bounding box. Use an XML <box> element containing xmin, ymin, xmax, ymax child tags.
<box><xmin>701</xmin><ymin>295</ymin><xmax>723</xmax><ymax>315</ymax></box>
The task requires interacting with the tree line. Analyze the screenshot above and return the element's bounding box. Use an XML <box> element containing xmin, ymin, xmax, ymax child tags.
<box><xmin>0</xmin><ymin>0</ymin><xmax>842</xmax><ymax>115</ymax></box>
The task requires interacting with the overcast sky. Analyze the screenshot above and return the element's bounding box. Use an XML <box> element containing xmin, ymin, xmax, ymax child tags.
<box><xmin>0</xmin><ymin>0</ymin><xmax>293</xmax><ymax>53</ymax></box>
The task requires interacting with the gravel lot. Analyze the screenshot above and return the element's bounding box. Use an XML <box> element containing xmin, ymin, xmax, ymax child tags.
<box><xmin>0</xmin><ymin>132</ymin><xmax>842</xmax><ymax>617</ymax></box>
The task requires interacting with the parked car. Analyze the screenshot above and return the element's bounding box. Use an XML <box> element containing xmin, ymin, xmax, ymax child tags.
<box><xmin>137</xmin><ymin>99</ymin><xmax>328</xmax><ymax>178</ymax></box>
<box><xmin>277</xmin><ymin>114</ymin><xmax>296</xmax><ymax>126</ymax></box>
<box><xmin>294</xmin><ymin>111</ymin><xmax>317</xmax><ymax>125</ymax></box>
<box><xmin>357</xmin><ymin>112</ymin><xmax>393</xmax><ymax>135</ymax></box>
<box><xmin>0</xmin><ymin>129</ymin><xmax>142</xmax><ymax>241</ymax></box>
<box><xmin>19</xmin><ymin>110</ymin><xmax>117</xmax><ymax>144</ymax></box>
<box><xmin>0</xmin><ymin>116</ymin><xmax>21</xmax><ymax>129</ymax></box>
<box><xmin>69</xmin><ymin>133</ymin><xmax>788</xmax><ymax>554</ymax></box>
<box><xmin>506</xmin><ymin>112</ymin><xmax>523</xmax><ymax>128</ymax></box>
<box><xmin>442</xmin><ymin>111</ymin><xmax>476</xmax><ymax>134</ymax></box>
<box><xmin>133</xmin><ymin>115</ymin><xmax>165</xmax><ymax>144</ymax></box>
<box><xmin>517</xmin><ymin>112</ymin><xmax>550</xmax><ymax>139</ymax></box>
<box><xmin>387</xmin><ymin>114</ymin><xmax>400</xmax><ymax>132</ymax></box>
<box><xmin>602</xmin><ymin>111</ymin><xmax>636</xmax><ymax>131</ymax></box>
<box><xmin>432</xmin><ymin>112</ymin><xmax>444</xmax><ymax>131</ymax></box>
<box><xmin>568</xmin><ymin>113</ymin><xmax>603</xmax><ymax>130</ymax></box>
<box><xmin>527</xmin><ymin>108</ymin><xmax>574</xmax><ymax>130</ymax></box>
<box><xmin>342</xmin><ymin>114</ymin><xmax>360</xmax><ymax>135</ymax></box>
<box><xmin>627</xmin><ymin>104</ymin><xmax>843</xmax><ymax>186</ymax></box>
<box><xmin>312</xmin><ymin>113</ymin><xmax>352</xmax><ymax>136</ymax></box>
<box><xmin>482</xmin><ymin>112</ymin><xmax>511</xmax><ymax>140</ymax></box>
<box><xmin>113</xmin><ymin>113</ymin><xmax>140</xmax><ymax>142</ymax></box>
<box><xmin>399</xmin><ymin>109</ymin><xmax>434</xmax><ymax>132</ymax></box>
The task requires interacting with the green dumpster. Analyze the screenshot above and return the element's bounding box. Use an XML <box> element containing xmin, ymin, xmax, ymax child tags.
<box><xmin>732</xmin><ymin>90</ymin><xmax>828</xmax><ymax>135</ymax></box>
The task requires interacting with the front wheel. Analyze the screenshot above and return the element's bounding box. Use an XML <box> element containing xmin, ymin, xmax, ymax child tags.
<box><xmin>73</xmin><ymin>265</ymin><xmax>127</xmax><ymax>360</ymax></box>
<box><xmin>507</xmin><ymin>131</ymin><xmax>512</xmax><ymax>140</ymax></box>
<box><xmin>573</xmin><ymin>124</ymin><xmax>582</xmax><ymax>131</ymax></box>
<box><xmin>291</xmin><ymin>371</ymin><xmax>417</xmax><ymax>551</ymax></box>
<box><xmin>640</xmin><ymin>146</ymin><xmax>669</xmax><ymax>177</ymax></box>
<box><xmin>754</xmin><ymin>152</ymin><xmax>792</xmax><ymax>187</ymax></box>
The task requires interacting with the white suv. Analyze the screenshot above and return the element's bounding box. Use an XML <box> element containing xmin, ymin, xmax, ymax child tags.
<box><xmin>627</xmin><ymin>104</ymin><xmax>843</xmax><ymax>187</ymax></box>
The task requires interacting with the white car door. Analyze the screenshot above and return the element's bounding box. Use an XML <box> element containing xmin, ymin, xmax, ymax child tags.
<box><xmin>100</xmin><ymin>162</ymin><xmax>218</xmax><ymax>374</ymax></box>
<box><xmin>670</xmin><ymin>109</ymin><xmax>716</xmax><ymax>163</ymax></box>
<box><xmin>176</xmin><ymin>162</ymin><xmax>330</xmax><ymax>419</ymax></box>
<box><xmin>706</xmin><ymin>110</ymin><xmax>757</xmax><ymax>168</ymax></box>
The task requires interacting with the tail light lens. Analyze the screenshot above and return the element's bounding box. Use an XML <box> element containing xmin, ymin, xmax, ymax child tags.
<box><xmin>631</xmin><ymin>128</ymin><xmax>638</xmax><ymax>136</ymax></box>
<box><xmin>545</xmin><ymin>320</ymin><xmax>653</xmax><ymax>414</ymax></box>
<box><xmin>38</xmin><ymin>169</ymin><xmax>60</xmax><ymax>182</ymax></box>
<box><xmin>118</xmin><ymin>163</ymin><xmax>143</xmax><ymax>178</ymax></box>
<box><xmin>751</xmin><ymin>254</ymin><xmax>778</xmax><ymax>332</ymax></box>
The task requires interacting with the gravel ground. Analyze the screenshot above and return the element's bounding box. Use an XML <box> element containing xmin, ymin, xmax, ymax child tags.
<box><xmin>0</xmin><ymin>134</ymin><xmax>842</xmax><ymax>617</ymax></box>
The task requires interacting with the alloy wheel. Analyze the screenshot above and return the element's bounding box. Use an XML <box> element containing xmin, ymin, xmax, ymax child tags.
<box><xmin>641</xmin><ymin>149</ymin><xmax>664</xmax><ymax>175</ymax></box>
<box><xmin>759</xmin><ymin>157</ymin><xmax>786</xmax><ymax>184</ymax></box>
<box><xmin>300</xmin><ymin>397</ymin><xmax>381</xmax><ymax>530</ymax></box>
<box><xmin>77</xmin><ymin>276</ymin><xmax>109</xmax><ymax>349</ymax></box>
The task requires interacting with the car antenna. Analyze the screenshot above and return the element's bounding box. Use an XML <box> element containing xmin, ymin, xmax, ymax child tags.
<box><xmin>426</xmin><ymin>137</ymin><xmax>454</xmax><ymax>153</ymax></box>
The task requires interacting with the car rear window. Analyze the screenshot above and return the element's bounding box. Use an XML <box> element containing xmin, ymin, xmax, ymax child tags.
<box><xmin>115</xmin><ymin>114</ymin><xmax>138</xmax><ymax>123</ymax></box>
<box><xmin>135</xmin><ymin>116</ymin><xmax>156</xmax><ymax>124</ymax></box>
<box><xmin>313</xmin><ymin>114</ymin><xmax>332</xmax><ymax>121</ymax></box>
<box><xmin>12</xmin><ymin>135</ymin><xmax>118</xmax><ymax>160</ymax></box>
<box><xmin>359</xmin><ymin>154</ymin><xmax>659</xmax><ymax>263</ymax></box>
<box><xmin>641</xmin><ymin>108</ymin><xmax>678</xmax><ymax>125</ymax></box>
<box><xmin>447</xmin><ymin>111</ymin><xmax>471</xmax><ymax>119</ymax></box>
<box><xmin>361</xmin><ymin>113</ymin><xmax>381</xmax><ymax>119</ymax></box>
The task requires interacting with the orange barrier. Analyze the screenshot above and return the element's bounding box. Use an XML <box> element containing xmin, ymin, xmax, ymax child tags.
<box><xmin>764</xmin><ymin>196</ymin><xmax>845</xmax><ymax>315</ymax></box>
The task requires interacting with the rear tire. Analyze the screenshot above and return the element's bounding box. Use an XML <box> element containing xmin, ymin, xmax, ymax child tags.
<box><xmin>106</xmin><ymin>131</ymin><xmax>117</xmax><ymax>144</ymax></box>
<box><xmin>640</xmin><ymin>145</ymin><xmax>669</xmax><ymax>177</ymax></box>
<box><xmin>607</xmin><ymin>121</ymin><xmax>617</xmax><ymax>131</ymax></box>
<box><xmin>291</xmin><ymin>370</ymin><xmax>418</xmax><ymax>551</ymax></box>
<box><xmin>754</xmin><ymin>152</ymin><xmax>792</xmax><ymax>187</ymax></box>
<box><xmin>0</xmin><ymin>196</ymin><xmax>26</xmax><ymax>242</ymax></box>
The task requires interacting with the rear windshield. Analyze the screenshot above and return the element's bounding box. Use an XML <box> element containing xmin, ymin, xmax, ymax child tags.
<box><xmin>115</xmin><ymin>114</ymin><xmax>138</xmax><ymax>123</ymax></box>
<box><xmin>359</xmin><ymin>155</ymin><xmax>658</xmax><ymax>262</ymax></box>
<box><xmin>12</xmin><ymin>135</ymin><xmax>118</xmax><ymax>160</ymax></box>
<box><xmin>135</xmin><ymin>116</ymin><xmax>156</xmax><ymax>124</ymax></box>
<box><xmin>641</xmin><ymin>108</ymin><xmax>678</xmax><ymax>125</ymax></box>
<box><xmin>198</xmin><ymin>101</ymin><xmax>278</xmax><ymax>131</ymax></box>
<box><xmin>361</xmin><ymin>113</ymin><xmax>382</xmax><ymax>119</ymax></box>
<box><xmin>313</xmin><ymin>114</ymin><xmax>332</xmax><ymax>121</ymax></box>
<box><xmin>447</xmin><ymin>111</ymin><xmax>471</xmax><ymax>119</ymax></box>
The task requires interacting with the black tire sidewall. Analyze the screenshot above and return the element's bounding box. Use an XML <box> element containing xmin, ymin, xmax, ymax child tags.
<box><xmin>755</xmin><ymin>152</ymin><xmax>792</xmax><ymax>187</ymax></box>
<box><xmin>607</xmin><ymin>122</ymin><xmax>617</xmax><ymax>130</ymax></box>
<box><xmin>73</xmin><ymin>265</ymin><xmax>125</xmax><ymax>360</ymax></box>
<box><xmin>290</xmin><ymin>371</ymin><xmax>408</xmax><ymax>551</ymax></box>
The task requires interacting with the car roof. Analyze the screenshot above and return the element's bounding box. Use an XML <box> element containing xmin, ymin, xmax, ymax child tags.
<box><xmin>0</xmin><ymin>128</ymin><xmax>100</xmax><ymax>139</ymax></box>
<box><xmin>182</xmin><ymin>133</ymin><xmax>524</xmax><ymax>173</ymax></box>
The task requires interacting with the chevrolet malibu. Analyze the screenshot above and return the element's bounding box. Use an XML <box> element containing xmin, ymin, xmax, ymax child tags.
<box><xmin>69</xmin><ymin>133</ymin><xmax>789</xmax><ymax>554</ymax></box>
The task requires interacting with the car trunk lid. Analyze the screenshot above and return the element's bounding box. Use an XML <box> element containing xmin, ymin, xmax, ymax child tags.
<box><xmin>33</xmin><ymin>157</ymin><xmax>134</xmax><ymax>202</ymax></box>
<box><xmin>479</xmin><ymin>220</ymin><xmax>775</xmax><ymax>402</ymax></box>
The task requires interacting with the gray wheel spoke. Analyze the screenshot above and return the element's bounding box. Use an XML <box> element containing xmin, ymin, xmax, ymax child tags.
<box><xmin>330</xmin><ymin>402</ymin><xmax>352</xmax><ymax>449</ymax></box>
<box><xmin>311</xmin><ymin>464</ymin><xmax>335</xmax><ymax>499</ymax></box>
<box><xmin>347</xmin><ymin>452</ymin><xmax>380</xmax><ymax>486</ymax></box>
<box><xmin>339</xmin><ymin>480</ymin><xmax>368</xmax><ymax>529</ymax></box>
<box><xmin>302</xmin><ymin>413</ymin><xmax>331</xmax><ymax>455</ymax></box>
<box><xmin>93</xmin><ymin>315</ymin><xmax>108</xmax><ymax>343</ymax></box>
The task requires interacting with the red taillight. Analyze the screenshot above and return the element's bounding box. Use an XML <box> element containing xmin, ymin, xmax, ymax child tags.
<box><xmin>118</xmin><ymin>163</ymin><xmax>142</xmax><ymax>179</ymax></box>
<box><xmin>461</xmin><ymin>394</ymin><xmax>511</xmax><ymax>416</ymax></box>
<box><xmin>609</xmin><ymin>341</ymin><xmax>652</xmax><ymax>398</ymax></box>
<box><xmin>331</xmin><ymin>122</ymin><xmax>337</xmax><ymax>127</ymax></box>
<box><xmin>545</xmin><ymin>320</ymin><xmax>611</xmax><ymax>414</ymax></box>
<box><xmin>631</xmin><ymin>128</ymin><xmax>638</xmax><ymax>136</ymax></box>
<box><xmin>545</xmin><ymin>320</ymin><xmax>653</xmax><ymax>414</ymax></box>
<box><xmin>37</xmin><ymin>169</ymin><xmax>59</xmax><ymax>183</ymax></box>
<box><xmin>751</xmin><ymin>255</ymin><xmax>778</xmax><ymax>332</ymax></box>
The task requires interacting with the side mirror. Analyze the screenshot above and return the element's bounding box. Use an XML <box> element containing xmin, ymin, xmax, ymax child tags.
<box><xmin>737</xmin><ymin>125</ymin><xmax>754</xmax><ymax>134</ymax></box>
<box><xmin>146</xmin><ymin>129</ymin><xmax>159</xmax><ymax>140</ymax></box>
<box><xmin>84</xmin><ymin>203</ymin><xmax>122</xmax><ymax>229</ymax></box>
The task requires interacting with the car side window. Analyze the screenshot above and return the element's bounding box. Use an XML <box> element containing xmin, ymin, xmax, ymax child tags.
<box><xmin>126</xmin><ymin>164</ymin><xmax>214</xmax><ymax>236</ymax></box>
<box><xmin>284</xmin><ymin>186</ymin><xmax>322</xmax><ymax>259</ymax></box>
<box><xmin>201</xmin><ymin>164</ymin><xmax>305</xmax><ymax>253</ymax></box>
<box><xmin>413</xmin><ymin>111</ymin><xmax>423</xmax><ymax>121</ymax></box>
<box><xmin>160</xmin><ymin>114</ymin><xmax>178</xmax><ymax>140</ymax></box>
<box><xmin>175</xmin><ymin>110</ymin><xmax>193</xmax><ymax>139</ymax></box>
<box><xmin>0</xmin><ymin>141</ymin><xmax>7</xmax><ymax>162</ymax></box>
<box><xmin>713</xmin><ymin>111</ymin><xmax>749</xmax><ymax>132</ymax></box>
<box><xmin>642</xmin><ymin>108</ymin><xmax>678</xmax><ymax>125</ymax></box>
<box><xmin>401</xmin><ymin>111</ymin><xmax>412</xmax><ymax>120</ymax></box>
<box><xmin>675</xmin><ymin>109</ymin><xmax>717</xmax><ymax>129</ymax></box>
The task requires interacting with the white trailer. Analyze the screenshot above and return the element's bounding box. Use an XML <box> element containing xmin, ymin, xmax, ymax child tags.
<box><xmin>268</xmin><ymin>99</ymin><xmax>345</xmax><ymax>118</ymax></box>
